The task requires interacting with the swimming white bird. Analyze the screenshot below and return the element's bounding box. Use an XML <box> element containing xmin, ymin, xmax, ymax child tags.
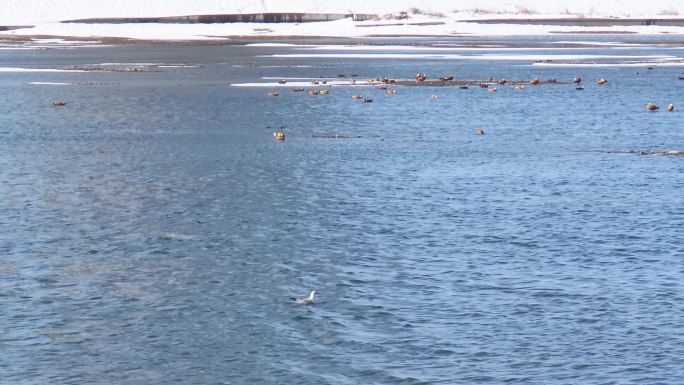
<box><xmin>292</xmin><ymin>291</ymin><xmax>317</xmax><ymax>305</ymax></box>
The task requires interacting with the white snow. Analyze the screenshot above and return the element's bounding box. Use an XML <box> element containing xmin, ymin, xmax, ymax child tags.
<box><xmin>0</xmin><ymin>67</ymin><xmax>85</xmax><ymax>72</ymax></box>
<box><xmin>30</xmin><ymin>38</ymin><xmax>100</xmax><ymax>44</ymax></box>
<box><xmin>1</xmin><ymin>0</ymin><xmax>683</xmax><ymax>24</ymax></box>
<box><xmin>265</xmin><ymin>53</ymin><xmax>677</xmax><ymax>61</ymax></box>
<box><xmin>259</xmin><ymin>44</ymin><xmax>667</xmax><ymax>52</ymax></box>
<box><xmin>231</xmin><ymin>80</ymin><xmax>373</xmax><ymax>87</ymax></box>
<box><xmin>532</xmin><ymin>61</ymin><xmax>684</xmax><ymax>67</ymax></box>
<box><xmin>0</xmin><ymin>1</ymin><xmax>683</xmax><ymax>40</ymax></box>
<box><xmin>28</xmin><ymin>82</ymin><xmax>73</xmax><ymax>85</ymax></box>
<box><xmin>549</xmin><ymin>41</ymin><xmax>647</xmax><ymax>46</ymax></box>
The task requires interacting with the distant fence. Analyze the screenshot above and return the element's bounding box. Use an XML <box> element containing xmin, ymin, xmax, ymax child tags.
<box><xmin>63</xmin><ymin>13</ymin><xmax>377</xmax><ymax>24</ymax></box>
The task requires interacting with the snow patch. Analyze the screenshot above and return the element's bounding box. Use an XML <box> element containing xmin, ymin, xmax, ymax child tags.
<box><xmin>231</xmin><ymin>80</ymin><xmax>372</xmax><ymax>87</ymax></box>
<box><xmin>0</xmin><ymin>67</ymin><xmax>86</xmax><ymax>72</ymax></box>
<box><xmin>265</xmin><ymin>53</ymin><xmax>676</xmax><ymax>61</ymax></box>
<box><xmin>532</xmin><ymin>61</ymin><xmax>684</xmax><ymax>67</ymax></box>
<box><xmin>1</xmin><ymin>0</ymin><xmax>682</xmax><ymax>24</ymax></box>
<box><xmin>28</xmin><ymin>82</ymin><xmax>73</xmax><ymax>85</ymax></box>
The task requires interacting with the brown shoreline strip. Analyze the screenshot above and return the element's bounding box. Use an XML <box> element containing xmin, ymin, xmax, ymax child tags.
<box><xmin>460</xmin><ymin>17</ymin><xmax>684</xmax><ymax>27</ymax></box>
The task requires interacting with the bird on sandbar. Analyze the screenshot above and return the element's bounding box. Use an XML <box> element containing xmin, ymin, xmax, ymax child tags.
<box><xmin>292</xmin><ymin>290</ymin><xmax>317</xmax><ymax>305</ymax></box>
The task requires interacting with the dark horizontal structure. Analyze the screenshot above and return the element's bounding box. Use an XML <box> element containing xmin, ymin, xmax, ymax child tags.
<box><xmin>460</xmin><ymin>17</ymin><xmax>684</xmax><ymax>26</ymax></box>
<box><xmin>0</xmin><ymin>25</ymin><xmax>30</xmax><ymax>31</ymax></box>
<box><xmin>63</xmin><ymin>13</ymin><xmax>377</xmax><ymax>24</ymax></box>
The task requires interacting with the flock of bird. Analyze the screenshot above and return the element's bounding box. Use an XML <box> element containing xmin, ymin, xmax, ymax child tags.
<box><xmin>269</xmin><ymin>72</ymin><xmax>676</xmax><ymax>141</ymax></box>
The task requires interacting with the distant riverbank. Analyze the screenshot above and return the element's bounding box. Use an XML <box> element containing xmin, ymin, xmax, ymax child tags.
<box><xmin>2</xmin><ymin>2</ymin><xmax>684</xmax><ymax>42</ymax></box>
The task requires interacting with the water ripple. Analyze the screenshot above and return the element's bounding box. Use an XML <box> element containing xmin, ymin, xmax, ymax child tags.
<box><xmin>1</xmin><ymin>38</ymin><xmax>684</xmax><ymax>385</ymax></box>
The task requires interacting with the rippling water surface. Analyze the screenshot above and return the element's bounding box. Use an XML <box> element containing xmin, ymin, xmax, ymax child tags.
<box><xmin>1</xmin><ymin>36</ymin><xmax>683</xmax><ymax>384</ymax></box>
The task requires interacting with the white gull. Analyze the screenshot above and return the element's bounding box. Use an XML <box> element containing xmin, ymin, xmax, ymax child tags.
<box><xmin>292</xmin><ymin>290</ymin><xmax>317</xmax><ymax>305</ymax></box>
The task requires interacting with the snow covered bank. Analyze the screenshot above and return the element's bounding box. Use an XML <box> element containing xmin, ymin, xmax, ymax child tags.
<box><xmin>1</xmin><ymin>1</ymin><xmax>683</xmax><ymax>40</ymax></box>
<box><xmin>5</xmin><ymin>19</ymin><xmax>684</xmax><ymax>41</ymax></box>
<box><xmin>2</xmin><ymin>0</ymin><xmax>683</xmax><ymax>24</ymax></box>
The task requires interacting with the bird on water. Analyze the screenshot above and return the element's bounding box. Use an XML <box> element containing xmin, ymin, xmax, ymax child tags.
<box><xmin>292</xmin><ymin>291</ymin><xmax>317</xmax><ymax>305</ymax></box>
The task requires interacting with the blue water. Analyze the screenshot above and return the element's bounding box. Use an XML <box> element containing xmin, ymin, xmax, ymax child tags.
<box><xmin>1</xmin><ymin>36</ymin><xmax>683</xmax><ymax>384</ymax></box>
